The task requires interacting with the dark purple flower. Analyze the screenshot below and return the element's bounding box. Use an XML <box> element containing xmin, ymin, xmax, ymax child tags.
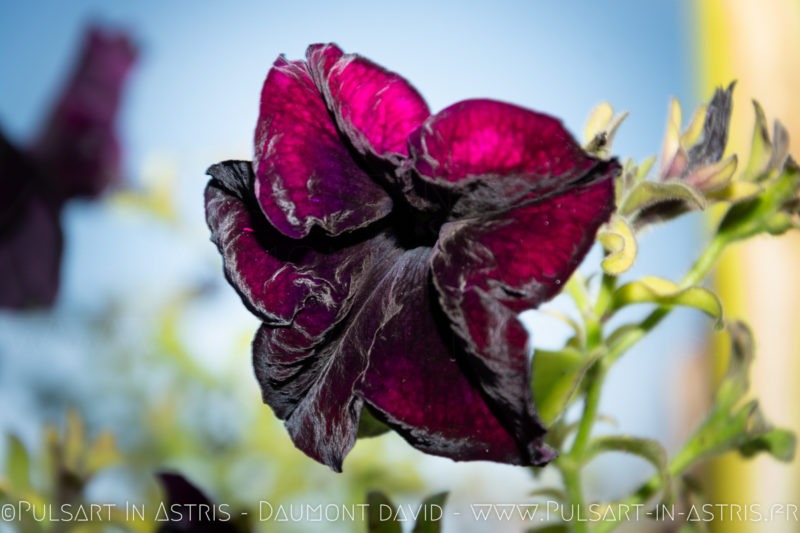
<box><xmin>31</xmin><ymin>26</ymin><xmax>137</xmax><ymax>200</ymax></box>
<box><xmin>0</xmin><ymin>26</ymin><xmax>136</xmax><ymax>309</ymax></box>
<box><xmin>0</xmin><ymin>131</ymin><xmax>62</xmax><ymax>308</ymax></box>
<box><xmin>157</xmin><ymin>473</ymin><xmax>240</xmax><ymax>533</ymax></box>
<box><xmin>205</xmin><ymin>44</ymin><xmax>619</xmax><ymax>471</ymax></box>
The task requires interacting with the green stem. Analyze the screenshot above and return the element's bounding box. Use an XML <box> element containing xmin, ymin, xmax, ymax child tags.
<box><xmin>593</xmin><ymin>446</ymin><xmax>696</xmax><ymax>533</ymax></box>
<box><xmin>559</xmin><ymin>235</ymin><xmax>728</xmax><ymax>533</ymax></box>
<box><xmin>604</xmin><ymin>235</ymin><xmax>727</xmax><ymax>366</ymax></box>
<box><xmin>561</xmin><ymin>459</ymin><xmax>589</xmax><ymax>533</ymax></box>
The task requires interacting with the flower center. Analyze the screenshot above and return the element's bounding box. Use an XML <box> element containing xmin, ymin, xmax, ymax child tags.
<box><xmin>391</xmin><ymin>203</ymin><xmax>447</xmax><ymax>250</ymax></box>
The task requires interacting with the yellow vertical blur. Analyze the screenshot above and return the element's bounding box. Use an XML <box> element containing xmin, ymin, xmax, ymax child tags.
<box><xmin>694</xmin><ymin>1</ymin><xmax>800</xmax><ymax>532</ymax></box>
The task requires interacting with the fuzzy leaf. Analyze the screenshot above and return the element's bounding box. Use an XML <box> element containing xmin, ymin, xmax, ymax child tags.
<box><xmin>531</xmin><ymin>347</ymin><xmax>596</xmax><ymax>426</ymax></box>
<box><xmin>585</xmin><ymin>435</ymin><xmax>671</xmax><ymax>502</ymax></box>
<box><xmin>620</xmin><ymin>180</ymin><xmax>705</xmax><ymax>217</ymax></box>
<box><xmin>718</xmin><ymin>157</ymin><xmax>800</xmax><ymax>241</ymax></box>
<box><xmin>598</xmin><ymin>216</ymin><xmax>637</xmax><ymax>275</ymax></box>
<box><xmin>609</xmin><ymin>277</ymin><xmax>723</xmax><ymax>326</ymax></box>
<box><xmin>678</xmin><ymin>322</ymin><xmax>796</xmax><ymax>468</ymax></box>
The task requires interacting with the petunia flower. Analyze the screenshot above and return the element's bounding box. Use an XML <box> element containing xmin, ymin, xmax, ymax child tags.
<box><xmin>0</xmin><ymin>26</ymin><xmax>136</xmax><ymax>309</ymax></box>
<box><xmin>205</xmin><ymin>44</ymin><xmax>619</xmax><ymax>471</ymax></box>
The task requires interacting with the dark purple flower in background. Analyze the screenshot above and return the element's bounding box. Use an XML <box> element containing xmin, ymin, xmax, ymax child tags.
<box><xmin>0</xmin><ymin>26</ymin><xmax>136</xmax><ymax>309</ymax></box>
<box><xmin>205</xmin><ymin>44</ymin><xmax>619</xmax><ymax>471</ymax></box>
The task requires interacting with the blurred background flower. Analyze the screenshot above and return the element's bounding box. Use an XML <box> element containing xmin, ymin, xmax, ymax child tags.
<box><xmin>0</xmin><ymin>2</ymin><xmax>796</xmax><ymax>532</ymax></box>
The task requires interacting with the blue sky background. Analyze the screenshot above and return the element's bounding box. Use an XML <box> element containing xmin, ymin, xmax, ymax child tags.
<box><xmin>0</xmin><ymin>0</ymin><xmax>707</xmax><ymax>509</ymax></box>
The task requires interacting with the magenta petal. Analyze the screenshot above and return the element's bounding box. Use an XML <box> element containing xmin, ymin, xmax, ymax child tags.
<box><xmin>205</xmin><ymin>161</ymin><xmax>382</xmax><ymax>342</ymax></box>
<box><xmin>254</xmin><ymin>55</ymin><xmax>392</xmax><ymax>239</ymax></box>
<box><xmin>253</xmin><ymin>246</ymin><xmax>408</xmax><ymax>471</ymax></box>
<box><xmin>307</xmin><ymin>44</ymin><xmax>430</xmax><ymax>157</ymax></box>
<box><xmin>432</xmin><ymin>177</ymin><xmax>617</xmax><ymax>314</ymax></box>
<box><xmin>430</xmin><ymin>179</ymin><xmax>615</xmax><ymax>438</ymax></box>
<box><xmin>253</xmin><ymin>246</ymin><xmax>552</xmax><ymax>470</ymax></box>
<box><xmin>357</xmin><ymin>264</ymin><xmax>554</xmax><ymax>465</ymax></box>
<box><xmin>31</xmin><ymin>26</ymin><xmax>136</xmax><ymax>200</ymax></box>
<box><xmin>407</xmin><ymin>100</ymin><xmax>607</xmax><ymax>213</ymax></box>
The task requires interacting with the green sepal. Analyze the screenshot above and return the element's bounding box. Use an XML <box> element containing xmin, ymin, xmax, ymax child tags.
<box><xmin>620</xmin><ymin>180</ymin><xmax>706</xmax><ymax>218</ymax></box>
<box><xmin>717</xmin><ymin>157</ymin><xmax>800</xmax><ymax>241</ymax></box>
<box><xmin>742</xmin><ymin>100</ymin><xmax>773</xmax><ymax>181</ymax></box>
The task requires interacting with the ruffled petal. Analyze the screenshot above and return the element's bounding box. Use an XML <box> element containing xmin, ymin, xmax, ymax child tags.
<box><xmin>205</xmin><ymin>161</ymin><xmax>384</xmax><ymax>343</ymax></box>
<box><xmin>253</xmin><ymin>245</ymin><xmax>408</xmax><ymax>471</ymax></box>
<box><xmin>254</xmin><ymin>55</ymin><xmax>392</xmax><ymax>238</ymax></box>
<box><xmin>253</xmin><ymin>245</ymin><xmax>553</xmax><ymax>471</ymax></box>
<box><xmin>430</xmin><ymin>178</ymin><xmax>616</xmax><ymax>446</ymax></box>
<box><xmin>307</xmin><ymin>43</ymin><xmax>430</xmax><ymax>157</ymax></box>
<box><xmin>407</xmin><ymin>99</ymin><xmax>612</xmax><ymax>215</ymax></box>
<box><xmin>357</xmin><ymin>262</ymin><xmax>554</xmax><ymax>466</ymax></box>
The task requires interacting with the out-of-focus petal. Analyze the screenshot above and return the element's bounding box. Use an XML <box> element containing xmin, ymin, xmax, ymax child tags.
<box><xmin>205</xmin><ymin>161</ymin><xmax>384</xmax><ymax>343</ymax></box>
<box><xmin>31</xmin><ymin>26</ymin><xmax>136</xmax><ymax>200</ymax></box>
<box><xmin>307</xmin><ymin>43</ymin><xmax>430</xmax><ymax>157</ymax></box>
<box><xmin>0</xmin><ymin>196</ymin><xmax>62</xmax><ymax>309</ymax></box>
<box><xmin>408</xmin><ymin>99</ymin><xmax>609</xmax><ymax>214</ymax></box>
<box><xmin>254</xmin><ymin>55</ymin><xmax>392</xmax><ymax>239</ymax></box>
<box><xmin>0</xmin><ymin>131</ymin><xmax>62</xmax><ymax>309</ymax></box>
<box><xmin>429</xmin><ymin>179</ymin><xmax>615</xmax><ymax>446</ymax></box>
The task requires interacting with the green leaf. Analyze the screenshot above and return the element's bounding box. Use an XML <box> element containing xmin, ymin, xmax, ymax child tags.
<box><xmin>85</xmin><ymin>431</ymin><xmax>121</xmax><ymax>475</ymax></box>
<box><xmin>357</xmin><ymin>407</ymin><xmax>391</xmax><ymax>439</ymax></box>
<box><xmin>528</xmin><ymin>525</ymin><xmax>568</xmax><ymax>533</ymax></box>
<box><xmin>739</xmin><ymin>428</ymin><xmax>796</xmax><ymax>462</ymax></box>
<box><xmin>620</xmin><ymin>180</ymin><xmax>706</xmax><ymax>218</ymax></box>
<box><xmin>598</xmin><ymin>216</ymin><xmax>638</xmax><ymax>275</ymax></box>
<box><xmin>531</xmin><ymin>347</ymin><xmax>595</xmax><ymax>426</ymax></box>
<box><xmin>411</xmin><ymin>492</ymin><xmax>448</xmax><ymax>533</ymax></box>
<box><xmin>5</xmin><ymin>435</ymin><xmax>31</xmax><ymax>491</ymax></box>
<box><xmin>609</xmin><ymin>277</ymin><xmax>723</xmax><ymax>326</ymax></box>
<box><xmin>683</xmin><ymin>400</ymin><xmax>795</xmax><ymax>465</ymax></box>
<box><xmin>366</xmin><ymin>491</ymin><xmax>402</xmax><ymax>533</ymax></box>
<box><xmin>674</xmin><ymin>322</ymin><xmax>796</xmax><ymax>469</ymax></box>
<box><xmin>585</xmin><ymin>435</ymin><xmax>671</xmax><ymax>503</ymax></box>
